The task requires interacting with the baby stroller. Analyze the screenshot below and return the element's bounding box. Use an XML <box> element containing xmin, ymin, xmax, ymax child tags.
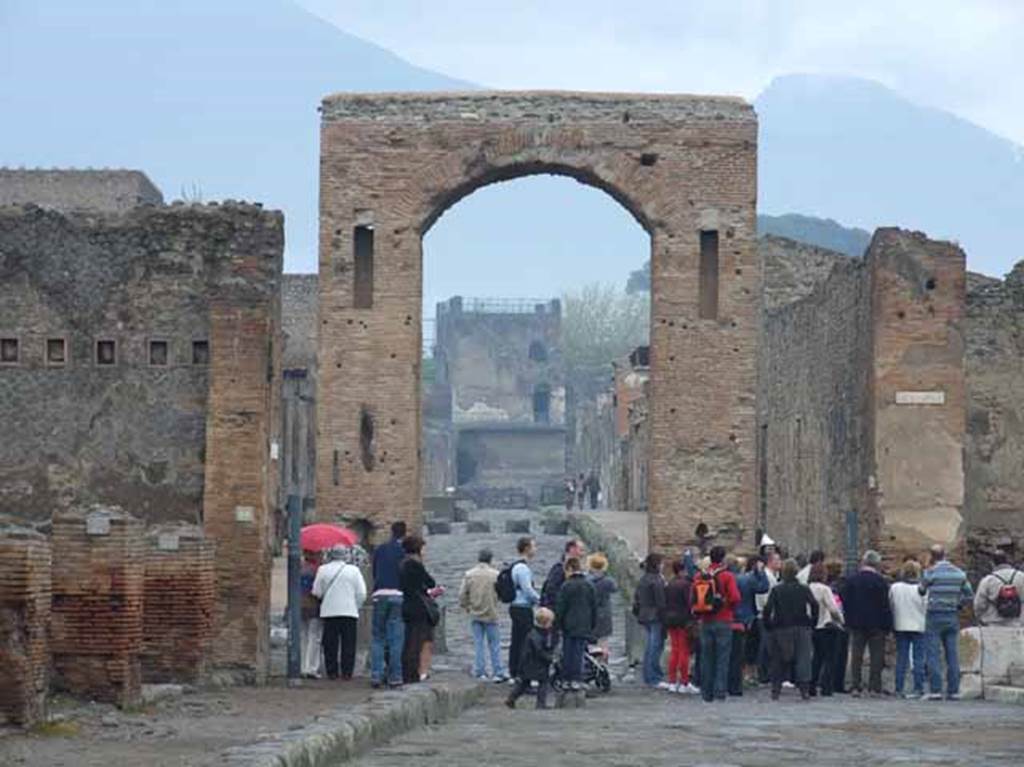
<box><xmin>552</xmin><ymin>643</ymin><xmax>612</xmax><ymax>693</ymax></box>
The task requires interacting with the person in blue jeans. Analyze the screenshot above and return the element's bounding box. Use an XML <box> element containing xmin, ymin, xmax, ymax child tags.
<box><xmin>370</xmin><ymin>521</ymin><xmax>407</xmax><ymax>688</ymax></box>
<box><xmin>458</xmin><ymin>548</ymin><xmax>508</xmax><ymax>681</ymax></box>
<box><xmin>695</xmin><ymin>546</ymin><xmax>742</xmax><ymax>702</ymax></box>
<box><xmin>919</xmin><ymin>544</ymin><xmax>973</xmax><ymax>700</ymax></box>
<box><xmin>889</xmin><ymin>559</ymin><xmax>927</xmax><ymax>698</ymax></box>
<box><xmin>633</xmin><ymin>553</ymin><xmax>667</xmax><ymax>687</ymax></box>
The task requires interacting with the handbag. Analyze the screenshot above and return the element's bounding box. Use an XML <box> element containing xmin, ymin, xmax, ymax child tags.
<box><xmin>421</xmin><ymin>592</ymin><xmax>441</xmax><ymax>627</ymax></box>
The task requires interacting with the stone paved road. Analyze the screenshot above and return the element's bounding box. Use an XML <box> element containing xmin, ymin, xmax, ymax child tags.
<box><xmin>351</xmin><ymin>685</ymin><xmax>1024</xmax><ymax>767</ymax></box>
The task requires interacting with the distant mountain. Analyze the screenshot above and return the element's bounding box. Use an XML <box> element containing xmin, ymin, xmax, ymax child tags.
<box><xmin>757</xmin><ymin>213</ymin><xmax>870</xmax><ymax>257</ymax></box>
<box><xmin>0</xmin><ymin>0</ymin><xmax>469</xmax><ymax>270</ymax></box>
<box><xmin>757</xmin><ymin>74</ymin><xmax>1024</xmax><ymax>276</ymax></box>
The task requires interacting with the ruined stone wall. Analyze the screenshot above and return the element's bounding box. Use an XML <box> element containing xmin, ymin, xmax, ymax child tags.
<box><xmin>757</xmin><ymin>251</ymin><xmax>872</xmax><ymax>557</ymax></box>
<box><xmin>0</xmin><ymin>203</ymin><xmax>283</xmax><ymax>527</ymax></box>
<box><xmin>455</xmin><ymin>426</ymin><xmax>565</xmax><ymax>507</ymax></box>
<box><xmin>573</xmin><ymin>392</ymin><xmax>621</xmax><ymax>509</ymax></box>
<box><xmin>0</xmin><ymin>528</ymin><xmax>50</xmax><ymax>726</ymax></box>
<box><xmin>964</xmin><ymin>261</ymin><xmax>1024</xmax><ymax>573</ymax></box>
<box><xmin>319</xmin><ymin>91</ymin><xmax>759</xmax><ymax>546</ymax></box>
<box><xmin>435</xmin><ymin>297</ymin><xmax>565</xmax><ymax>426</ymax></box>
<box><xmin>0</xmin><ymin>169</ymin><xmax>163</xmax><ymax>212</ymax></box>
<box><xmin>868</xmin><ymin>229</ymin><xmax>966</xmax><ymax>563</ymax></box>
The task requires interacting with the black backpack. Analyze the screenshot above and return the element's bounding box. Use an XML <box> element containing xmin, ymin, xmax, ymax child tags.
<box><xmin>495</xmin><ymin>560</ymin><xmax>524</xmax><ymax>604</ymax></box>
<box><xmin>994</xmin><ymin>571</ymin><xmax>1022</xmax><ymax>619</ymax></box>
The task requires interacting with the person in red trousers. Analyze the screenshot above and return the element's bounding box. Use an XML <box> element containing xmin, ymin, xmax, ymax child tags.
<box><xmin>663</xmin><ymin>560</ymin><xmax>698</xmax><ymax>693</ymax></box>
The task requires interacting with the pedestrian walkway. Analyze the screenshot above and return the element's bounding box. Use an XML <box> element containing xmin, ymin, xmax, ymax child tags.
<box><xmin>352</xmin><ymin>685</ymin><xmax>1024</xmax><ymax>766</ymax></box>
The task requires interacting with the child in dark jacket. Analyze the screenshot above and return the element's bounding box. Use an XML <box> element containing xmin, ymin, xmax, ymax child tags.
<box><xmin>506</xmin><ymin>608</ymin><xmax>559</xmax><ymax>709</ymax></box>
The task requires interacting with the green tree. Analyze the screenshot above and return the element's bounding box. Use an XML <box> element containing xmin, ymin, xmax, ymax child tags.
<box><xmin>561</xmin><ymin>283</ymin><xmax>649</xmax><ymax>386</ymax></box>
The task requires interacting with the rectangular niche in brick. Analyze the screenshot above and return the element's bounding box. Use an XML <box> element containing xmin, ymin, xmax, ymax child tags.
<box><xmin>149</xmin><ymin>339</ymin><xmax>169</xmax><ymax>366</ymax></box>
<box><xmin>353</xmin><ymin>224</ymin><xmax>374</xmax><ymax>309</ymax></box>
<box><xmin>1</xmin><ymin>337</ymin><xmax>19</xmax><ymax>364</ymax></box>
<box><xmin>96</xmin><ymin>339</ymin><xmax>117</xmax><ymax>366</ymax></box>
<box><xmin>192</xmin><ymin>340</ymin><xmax>209</xmax><ymax>365</ymax></box>
<box><xmin>46</xmin><ymin>337</ymin><xmax>67</xmax><ymax>365</ymax></box>
<box><xmin>142</xmin><ymin>525</ymin><xmax>215</xmax><ymax>684</ymax></box>
<box><xmin>0</xmin><ymin>529</ymin><xmax>51</xmax><ymax>727</ymax></box>
<box><xmin>50</xmin><ymin>505</ymin><xmax>144</xmax><ymax>707</ymax></box>
<box><xmin>699</xmin><ymin>229</ymin><xmax>720</xmax><ymax>320</ymax></box>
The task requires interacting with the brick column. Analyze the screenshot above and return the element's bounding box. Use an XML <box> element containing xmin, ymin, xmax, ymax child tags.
<box><xmin>0</xmin><ymin>528</ymin><xmax>51</xmax><ymax>726</ymax></box>
<box><xmin>51</xmin><ymin>505</ymin><xmax>144</xmax><ymax>707</ymax></box>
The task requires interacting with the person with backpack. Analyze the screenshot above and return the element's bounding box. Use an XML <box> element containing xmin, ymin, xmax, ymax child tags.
<box><xmin>762</xmin><ymin>559</ymin><xmax>818</xmax><ymax>700</ymax></box>
<box><xmin>973</xmin><ymin>550</ymin><xmax>1024</xmax><ymax>626</ymax></box>
<box><xmin>312</xmin><ymin>545</ymin><xmax>368</xmax><ymax>680</ymax></box>
<box><xmin>504</xmin><ymin>536</ymin><xmax>540</xmax><ymax>679</ymax></box>
<box><xmin>555</xmin><ymin>557</ymin><xmax>598</xmax><ymax>690</ymax></box>
<box><xmin>692</xmin><ymin>545</ymin><xmax>741</xmax><ymax>702</ymax></box>
<box><xmin>633</xmin><ymin>553</ymin><xmax>668</xmax><ymax>688</ymax></box>
<box><xmin>920</xmin><ymin>544</ymin><xmax>973</xmax><ymax>700</ymax></box>
<box><xmin>889</xmin><ymin>559</ymin><xmax>927</xmax><ymax>698</ymax></box>
<box><xmin>663</xmin><ymin>558</ymin><xmax>697</xmax><ymax>693</ymax></box>
<box><xmin>459</xmin><ymin>548</ymin><xmax>508</xmax><ymax>682</ymax></box>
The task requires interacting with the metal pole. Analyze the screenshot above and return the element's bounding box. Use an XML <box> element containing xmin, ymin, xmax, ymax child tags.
<box><xmin>286</xmin><ymin>494</ymin><xmax>302</xmax><ymax>681</ymax></box>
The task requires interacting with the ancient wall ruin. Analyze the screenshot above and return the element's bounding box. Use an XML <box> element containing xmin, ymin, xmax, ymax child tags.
<box><xmin>281</xmin><ymin>274</ymin><xmax>319</xmax><ymax>524</ymax></box>
<box><xmin>964</xmin><ymin>262</ymin><xmax>1024</xmax><ymax>571</ymax></box>
<box><xmin>0</xmin><ymin>197</ymin><xmax>284</xmax><ymax>680</ymax></box>
<box><xmin>0</xmin><ymin>169</ymin><xmax>163</xmax><ymax>212</ymax></box>
<box><xmin>318</xmin><ymin>91</ymin><xmax>759</xmax><ymax>548</ymax></box>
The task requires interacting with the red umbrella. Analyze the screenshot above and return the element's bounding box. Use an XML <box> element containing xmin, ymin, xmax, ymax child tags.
<box><xmin>300</xmin><ymin>523</ymin><xmax>357</xmax><ymax>552</ymax></box>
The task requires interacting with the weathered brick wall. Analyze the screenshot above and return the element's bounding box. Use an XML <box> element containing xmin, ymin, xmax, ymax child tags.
<box><xmin>0</xmin><ymin>528</ymin><xmax>50</xmax><ymax>726</ymax></box>
<box><xmin>281</xmin><ymin>274</ymin><xmax>319</xmax><ymax>522</ymax></box>
<box><xmin>0</xmin><ymin>203</ymin><xmax>284</xmax><ymax>527</ymax></box>
<box><xmin>0</xmin><ymin>168</ymin><xmax>163</xmax><ymax>212</ymax></box>
<box><xmin>757</xmin><ymin>247</ymin><xmax>872</xmax><ymax>558</ymax></box>
<box><xmin>141</xmin><ymin>525</ymin><xmax>215</xmax><ymax>684</ymax></box>
<box><xmin>50</xmin><ymin>506</ymin><xmax>144</xmax><ymax>707</ymax></box>
<box><xmin>868</xmin><ymin>229</ymin><xmax>967</xmax><ymax>563</ymax></box>
<box><xmin>963</xmin><ymin>261</ymin><xmax>1024</xmax><ymax>574</ymax></box>
<box><xmin>318</xmin><ymin>91</ymin><xmax>759</xmax><ymax>550</ymax></box>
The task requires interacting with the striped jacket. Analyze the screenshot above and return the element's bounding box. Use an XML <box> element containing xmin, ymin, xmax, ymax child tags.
<box><xmin>919</xmin><ymin>561</ymin><xmax>973</xmax><ymax>614</ymax></box>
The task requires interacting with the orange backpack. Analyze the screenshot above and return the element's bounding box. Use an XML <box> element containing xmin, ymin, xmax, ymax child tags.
<box><xmin>691</xmin><ymin>571</ymin><xmax>723</xmax><ymax>614</ymax></box>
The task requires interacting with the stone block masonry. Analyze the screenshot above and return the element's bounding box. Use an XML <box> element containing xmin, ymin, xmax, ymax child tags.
<box><xmin>0</xmin><ymin>528</ymin><xmax>51</xmax><ymax>726</ymax></box>
<box><xmin>50</xmin><ymin>505</ymin><xmax>144</xmax><ymax>707</ymax></box>
<box><xmin>141</xmin><ymin>524</ymin><xmax>216</xmax><ymax>684</ymax></box>
<box><xmin>318</xmin><ymin>91</ymin><xmax>760</xmax><ymax>551</ymax></box>
<box><xmin>0</xmin><ymin>168</ymin><xmax>163</xmax><ymax>213</ymax></box>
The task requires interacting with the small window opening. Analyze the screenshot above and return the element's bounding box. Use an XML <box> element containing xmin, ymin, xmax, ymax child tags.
<box><xmin>332</xmin><ymin>449</ymin><xmax>340</xmax><ymax>486</ymax></box>
<box><xmin>528</xmin><ymin>340</ymin><xmax>548</xmax><ymax>362</ymax></box>
<box><xmin>359</xmin><ymin>407</ymin><xmax>376</xmax><ymax>471</ymax></box>
<box><xmin>353</xmin><ymin>225</ymin><xmax>374</xmax><ymax>309</ymax></box>
<box><xmin>149</xmin><ymin>340</ymin><xmax>168</xmax><ymax>366</ymax></box>
<box><xmin>46</xmin><ymin>338</ymin><xmax>67</xmax><ymax>365</ymax></box>
<box><xmin>192</xmin><ymin>340</ymin><xmax>210</xmax><ymax>365</ymax></box>
<box><xmin>96</xmin><ymin>339</ymin><xmax>116</xmax><ymax>366</ymax></box>
<box><xmin>1</xmin><ymin>337</ymin><xmax>20</xmax><ymax>364</ymax></box>
<box><xmin>640</xmin><ymin>152</ymin><xmax>658</xmax><ymax>167</ymax></box>
<box><xmin>698</xmin><ymin>230</ymin><xmax>720</xmax><ymax>320</ymax></box>
<box><xmin>533</xmin><ymin>384</ymin><xmax>551</xmax><ymax>424</ymax></box>
<box><xmin>925</xmin><ymin>277</ymin><xmax>937</xmax><ymax>291</ymax></box>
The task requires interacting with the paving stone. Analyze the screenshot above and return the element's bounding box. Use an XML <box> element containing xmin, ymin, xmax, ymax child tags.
<box><xmin>504</xmin><ymin>520</ymin><xmax>530</xmax><ymax>534</ymax></box>
<box><xmin>465</xmin><ymin>520</ymin><xmax>491</xmax><ymax>534</ymax></box>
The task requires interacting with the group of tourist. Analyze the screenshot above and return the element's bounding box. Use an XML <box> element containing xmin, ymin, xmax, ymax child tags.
<box><xmin>564</xmin><ymin>472</ymin><xmax>601</xmax><ymax>510</ymax></box>
<box><xmin>634</xmin><ymin>541</ymin><xmax>1023</xmax><ymax>703</ymax></box>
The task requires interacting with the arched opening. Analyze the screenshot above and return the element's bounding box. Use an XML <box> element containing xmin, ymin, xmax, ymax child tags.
<box><xmin>420</xmin><ymin>171</ymin><xmax>652</xmax><ymax>512</ymax></box>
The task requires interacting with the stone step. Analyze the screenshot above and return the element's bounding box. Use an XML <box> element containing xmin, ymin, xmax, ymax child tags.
<box><xmin>986</xmin><ymin>685</ymin><xmax>1024</xmax><ymax>705</ymax></box>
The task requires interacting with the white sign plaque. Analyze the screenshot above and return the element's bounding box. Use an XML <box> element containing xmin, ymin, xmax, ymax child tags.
<box><xmin>157</xmin><ymin>533</ymin><xmax>180</xmax><ymax>551</ymax></box>
<box><xmin>895</xmin><ymin>390</ymin><xmax>945</xmax><ymax>405</ymax></box>
<box><xmin>85</xmin><ymin>513</ymin><xmax>110</xmax><ymax>536</ymax></box>
<box><xmin>234</xmin><ymin>506</ymin><xmax>255</xmax><ymax>523</ymax></box>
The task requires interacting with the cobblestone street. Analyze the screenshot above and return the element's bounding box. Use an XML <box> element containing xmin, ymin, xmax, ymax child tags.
<box><xmin>353</xmin><ymin>686</ymin><xmax>1024</xmax><ymax>767</ymax></box>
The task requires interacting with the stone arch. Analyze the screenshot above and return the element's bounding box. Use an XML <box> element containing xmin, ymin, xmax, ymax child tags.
<box><xmin>317</xmin><ymin>91</ymin><xmax>760</xmax><ymax>551</ymax></box>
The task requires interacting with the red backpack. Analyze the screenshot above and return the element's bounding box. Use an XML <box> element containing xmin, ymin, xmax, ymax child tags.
<box><xmin>994</xmin><ymin>571</ymin><xmax>1022</xmax><ymax>619</ymax></box>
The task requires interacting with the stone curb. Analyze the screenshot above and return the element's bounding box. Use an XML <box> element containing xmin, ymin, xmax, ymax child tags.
<box><xmin>219</xmin><ymin>681</ymin><xmax>486</xmax><ymax>766</ymax></box>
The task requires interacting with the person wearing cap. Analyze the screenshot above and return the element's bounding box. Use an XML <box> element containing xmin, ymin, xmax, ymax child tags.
<box><xmin>458</xmin><ymin>548</ymin><xmax>508</xmax><ymax>682</ymax></box>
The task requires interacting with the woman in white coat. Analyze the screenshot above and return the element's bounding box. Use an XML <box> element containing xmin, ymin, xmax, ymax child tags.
<box><xmin>312</xmin><ymin>545</ymin><xmax>368</xmax><ymax>680</ymax></box>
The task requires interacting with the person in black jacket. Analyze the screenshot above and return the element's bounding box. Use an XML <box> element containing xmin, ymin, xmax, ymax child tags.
<box><xmin>633</xmin><ymin>553</ymin><xmax>667</xmax><ymax>688</ymax></box>
<box><xmin>555</xmin><ymin>557</ymin><xmax>597</xmax><ymax>690</ymax></box>
<box><xmin>541</xmin><ymin>539</ymin><xmax>585</xmax><ymax>608</ymax></box>
<box><xmin>399</xmin><ymin>535</ymin><xmax>442</xmax><ymax>684</ymax></box>
<box><xmin>839</xmin><ymin>550</ymin><xmax>892</xmax><ymax>696</ymax></box>
<box><xmin>506</xmin><ymin>608</ymin><xmax>559</xmax><ymax>709</ymax></box>
<box><xmin>763</xmin><ymin>559</ymin><xmax>819</xmax><ymax>700</ymax></box>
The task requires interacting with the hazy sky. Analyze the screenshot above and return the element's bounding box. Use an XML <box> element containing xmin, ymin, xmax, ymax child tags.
<box><xmin>301</xmin><ymin>0</ymin><xmax>1024</xmax><ymax>145</ymax></box>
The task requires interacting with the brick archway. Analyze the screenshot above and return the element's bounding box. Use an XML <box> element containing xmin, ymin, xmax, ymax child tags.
<box><xmin>317</xmin><ymin>91</ymin><xmax>759</xmax><ymax>551</ymax></box>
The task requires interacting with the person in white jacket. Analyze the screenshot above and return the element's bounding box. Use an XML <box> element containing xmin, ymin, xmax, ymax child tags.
<box><xmin>889</xmin><ymin>559</ymin><xmax>927</xmax><ymax>698</ymax></box>
<box><xmin>313</xmin><ymin>545</ymin><xmax>368</xmax><ymax>680</ymax></box>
